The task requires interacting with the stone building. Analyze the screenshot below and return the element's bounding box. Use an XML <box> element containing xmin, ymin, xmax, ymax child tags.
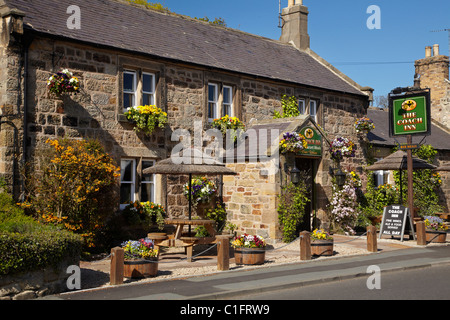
<box><xmin>415</xmin><ymin>44</ymin><xmax>450</xmax><ymax>128</ymax></box>
<box><xmin>368</xmin><ymin>45</ymin><xmax>450</xmax><ymax>213</ymax></box>
<box><xmin>0</xmin><ymin>0</ymin><xmax>372</xmax><ymax>241</ymax></box>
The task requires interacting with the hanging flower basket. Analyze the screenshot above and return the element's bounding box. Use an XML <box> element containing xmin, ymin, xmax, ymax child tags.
<box><xmin>124</xmin><ymin>105</ymin><xmax>168</xmax><ymax>135</ymax></box>
<box><xmin>183</xmin><ymin>177</ymin><xmax>217</xmax><ymax>205</ymax></box>
<box><xmin>354</xmin><ymin>117</ymin><xmax>375</xmax><ymax>134</ymax></box>
<box><xmin>47</xmin><ymin>69</ymin><xmax>80</xmax><ymax>96</ymax></box>
<box><xmin>279</xmin><ymin>132</ymin><xmax>308</xmax><ymax>154</ymax></box>
<box><xmin>329</xmin><ymin>136</ymin><xmax>357</xmax><ymax>161</ymax></box>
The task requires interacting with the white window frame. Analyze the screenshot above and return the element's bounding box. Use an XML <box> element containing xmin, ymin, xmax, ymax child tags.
<box><xmin>142</xmin><ymin>72</ymin><xmax>156</xmax><ymax>106</ymax></box>
<box><xmin>141</xmin><ymin>160</ymin><xmax>156</xmax><ymax>203</ymax></box>
<box><xmin>222</xmin><ymin>85</ymin><xmax>233</xmax><ymax>117</ymax></box>
<box><xmin>208</xmin><ymin>83</ymin><xmax>219</xmax><ymax>121</ymax></box>
<box><xmin>298</xmin><ymin>98</ymin><xmax>306</xmax><ymax>115</ymax></box>
<box><xmin>120</xmin><ymin>159</ymin><xmax>136</xmax><ymax>209</ymax></box>
<box><xmin>310</xmin><ymin>99</ymin><xmax>318</xmax><ymax>122</ymax></box>
<box><xmin>373</xmin><ymin>158</ymin><xmax>390</xmax><ymax>188</ymax></box>
<box><xmin>123</xmin><ymin>70</ymin><xmax>137</xmax><ymax>113</ymax></box>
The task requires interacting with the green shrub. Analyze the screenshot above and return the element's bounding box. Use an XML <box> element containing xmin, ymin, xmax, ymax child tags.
<box><xmin>277</xmin><ymin>181</ymin><xmax>310</xmax><ymax>243</ymax></box>
<box><xmin>0</xmin><ymin>192</ymin><xmax>83</xmax><ymax>275</ymax></box>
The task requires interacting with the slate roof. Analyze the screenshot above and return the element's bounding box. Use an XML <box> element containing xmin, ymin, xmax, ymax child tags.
<box><xmin>367</xmin><ymin>108</ymin><xmax>450</xmax><ymax>151</ymax></box>
<box><xmin>5</xmin><ymin>0</ymin><xmax>365</xmax><ymax>96</ymax></box>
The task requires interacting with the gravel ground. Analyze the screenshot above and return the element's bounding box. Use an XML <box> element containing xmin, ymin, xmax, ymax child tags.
<box><xmin>78</xmin><ymin>239</ymin><xmax>371</xmax><ymax>290</ymax></box>
<box><xmin>78</xmin><ymin>234</ymin><xmax>448</xmax><ymax>291</ymax></box>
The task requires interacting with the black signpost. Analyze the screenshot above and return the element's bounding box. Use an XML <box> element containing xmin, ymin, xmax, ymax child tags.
<box><xmin>379</xmin><ymin>205</ymin><xmax>415</xmax><ymax>242</ymax></box>
<box><xmin>388</xmin><ymin>87</ymin><xmax>431</xmax><ymax>219</ymax></box>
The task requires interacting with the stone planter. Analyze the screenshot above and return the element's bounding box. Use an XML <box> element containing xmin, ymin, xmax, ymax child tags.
<box><xmin>425</xmin><ymin>230</ymin><xmax>447</xmax><ymax>244</ymax></box>
<box><xmin>124</xmin><ymin>258</ymin><xmax>158</xmax><ymax>279</ymax></box>
<box><xmin>234</xmin><ymin>247</ymin><xmax>266</xmax><ymax>265</ymax></box>
<box><xmin>311</xmin><ymin>239</ymin><xmax>334</xmax><ymax>256</ymax></box>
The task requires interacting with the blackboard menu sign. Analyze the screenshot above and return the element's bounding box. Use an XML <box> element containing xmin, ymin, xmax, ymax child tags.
<box><xmin>379</xmin><ymin>205</ymin><xmax>415</xmax><ymax>242</ymax></box>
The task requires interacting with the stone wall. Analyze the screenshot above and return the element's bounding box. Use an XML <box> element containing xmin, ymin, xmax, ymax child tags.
<box><xmin>0</xmin><ymin>259</ymin><xmax>79</xmax><ymax>300</ymax></box>
<box><xmin>415</xmin><ymin>48</ymin><xmax>450</xmax><ymax>128</ymax></box>
<box><xmin>1</xmin><ymin>29</ymin><xmax>370</xmax><ymax>239</ymax></box>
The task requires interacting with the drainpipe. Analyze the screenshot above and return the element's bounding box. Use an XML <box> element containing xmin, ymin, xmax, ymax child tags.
<box><xmin>20</xmin><ymin>34</ymin><xmax>33</xmax><ymax>201</ymax></box>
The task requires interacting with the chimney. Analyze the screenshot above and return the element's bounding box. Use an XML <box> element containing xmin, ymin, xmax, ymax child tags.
<box><xmin>433</xmin><ymin>44</ymin><xmax>440</xmax><ymax>56</ymax></box>
<box><xmin>280</xmin><ymin>0</ymin><xmax>310</xmax><ymax>50</ymax></box>
<box><xmin>415</xmin><ymin>44</ymin><xmax>450</xmax><ymax>120</ymax></box>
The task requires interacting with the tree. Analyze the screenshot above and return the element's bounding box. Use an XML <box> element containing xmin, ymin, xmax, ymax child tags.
<box><xmin>373</xmin><ymin>95</ymin><xmax>389</xmax><ymax>109</ymax></box>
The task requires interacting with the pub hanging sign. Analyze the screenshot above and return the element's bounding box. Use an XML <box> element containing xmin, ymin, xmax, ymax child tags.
<box><xmin>389</xmin><ymin>90</ymin><xmax>431</xmax><ymax>137</ymax></box>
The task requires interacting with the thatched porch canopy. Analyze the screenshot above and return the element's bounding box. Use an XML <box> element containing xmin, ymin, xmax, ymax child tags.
<box><xmin>366</xmin><ymin>150</ymin><xmax>437</xmax><ymax>171</ymax></box>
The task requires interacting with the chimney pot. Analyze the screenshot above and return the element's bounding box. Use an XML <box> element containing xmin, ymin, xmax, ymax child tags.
<box><xmin>433</xmin><ymin>44</ymin><xmax>440</xmax><ymax>56</ymax></box>
<box><xmin>425</xmin><ymin>46</ymin><xmax>432</xmax><ymax>58</ymax></box>
<box><xmin>288</xmin><ymin>0</ymin><xmax>295</xmax><ymax>7</ymax></box>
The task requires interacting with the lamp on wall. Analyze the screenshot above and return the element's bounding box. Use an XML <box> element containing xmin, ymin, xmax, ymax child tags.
<box><xmin>334</xmin><ymin>167</ymin><xmax>346</xmax><ymax>188</ymax></box>
<box><xmin>290</xmin><ymin>165</ymin><xmax>301</xmax><ymax>185</ymax></box>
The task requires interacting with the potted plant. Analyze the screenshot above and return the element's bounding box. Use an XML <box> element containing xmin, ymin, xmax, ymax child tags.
<box><xmin>329</xmin><ymin>136</ymin><xmax>357</xmax><ymax>162</ymax></box>
<box><xmin>424</xmin><ymin>216</ymin><xmax>448</xmax><ymax>243</ymax></box>
<box><xmin>354</xmin><ymin>117</ymin><xmax>375</xmax><ymax>134</ymax></box>
<box><xmin>184</xmin><ymin>177</ymin><xmax>217</xmax><ymax>217</ymax></box>
<box><xmin>223</xmin><ymin>222</ymin><xmax>237</xmax><ymax>237</ymax></box>
<box><xmin>206</xmin><ymin>200</ymin><xmax>228</xmax><ymax>233</ymax></box>
<box><xmin>121</xmin><ymin>238</ymin><xmax>159</xmax><ymax>278</ymax></box>
<box><xmin>211</xmin><ymin>115</ymin><xmax>245</xmax><ymax>143</ymax></box>
<box><xmin>47</xmin><ymin>69</ymin><xmax>80</xmax><ymax>96</ymax></box>
<box><xmin>122</xmin><ymin>201</ymin><xmax>166</xmax><ymax>231</ymax></box>
<box><xmin>124</xmin><ymin>105</ymin><xmax>168</xmax><ymax>135</ymax></box>
<box><xmin>279</xmin><ymin>132</ymin><xmax>308</xmax><ymax>154</ymax></box>
<box><xmin>311</xmin><ymin>229</ymin><xmax>334</xmax><ymax>256</ymax></box>
<box><xmin>231</xmin><ymin>234</ymin><xmax>266</xmax><ymax>265</ymax></box>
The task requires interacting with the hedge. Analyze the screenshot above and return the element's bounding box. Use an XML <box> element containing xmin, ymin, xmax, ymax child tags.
<box><xmin>0</xmin><ymin>192</ymin><xmax>83</xmax><ymax>276</ymax></box>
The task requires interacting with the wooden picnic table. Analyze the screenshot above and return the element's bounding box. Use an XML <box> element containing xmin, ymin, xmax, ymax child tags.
<box><xmin>147</xmin><ymin>218</ymin><xmax>217</xmax><ymax>262</ymax></box>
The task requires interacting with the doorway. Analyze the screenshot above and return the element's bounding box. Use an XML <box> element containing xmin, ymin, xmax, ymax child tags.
<box><xmin>295</xmin><ymin>157</ymin><xmax>317</xmax><ymax>232</ymax></box>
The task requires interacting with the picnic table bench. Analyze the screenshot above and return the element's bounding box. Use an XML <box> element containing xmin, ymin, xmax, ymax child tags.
<box><xmin>147</xmin><ymin>218</ymin><xmax>217</xmax><ymax>262</ymax></box>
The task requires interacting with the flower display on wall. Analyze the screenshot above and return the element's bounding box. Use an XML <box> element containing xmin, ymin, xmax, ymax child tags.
<box><xmin>212</xmin><ymin>115</ymin><xmax>245</xmax><ymax>142</ymax></box>
<box><xmin>329</xmin><ymin>136</ymin><xmax>357</xmax><ymax>161</ymax></box>
<box><xmin>47</xmin><ymin>69</ymin><xmax>80</xmax><ymax>95</ymax></box>
<box><xmin>279</xmin><ymin>132</ymin><xmax>308</xmax><ymax>154</ymax></box>
<box><xmin>124</xmin><ymin>105</ymin><xmax>168</xmax><ymax>135</ymax></box>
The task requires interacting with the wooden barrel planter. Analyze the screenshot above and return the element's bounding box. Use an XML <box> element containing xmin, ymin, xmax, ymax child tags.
<box><xmin>426</xmin><ymin>230</ymin><xmax>447</xmax><ymax>244</ymax></box>
<box><xmin>124</xmin><ymin>258</ymin><xmax>158</xmax><ymax>279</ymax></box>
<box><xmin>234</xmin><ymin>247</ymin><xmax>265</xmax><ymax>265</ymax></box>
<box><xmin>311</xmin><ymin>239</ymin><xmax>334</xmax><ymax>257</ymax></box>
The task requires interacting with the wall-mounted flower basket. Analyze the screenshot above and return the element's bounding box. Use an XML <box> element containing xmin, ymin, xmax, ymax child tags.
<box><xmin>329</xmin><ymin>136</ymin><xmax>357</xmax><ymax>162</ymax></box>
<box><xmin>279</xmin><ymin>131</ymin><xmax>308</xmax><ymax>154</ymax></box>
<box><xmin>124</xmin><ymin>105</ymin><xmax>168</xmax><ymax>135</ymax></box>
<box><xmin>211</xmin><ymin>115</ymin><xmax>245</xmax><ymax>143</ymax></box>
<box><xmin>46</xmin><ymin>69</ymin><xmax>80</xmax><ymax>96</ymax></box>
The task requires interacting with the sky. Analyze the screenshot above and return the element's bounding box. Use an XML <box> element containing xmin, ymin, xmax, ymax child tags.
<box><xmin>159</xmin><ymin>0</ymin><xmax>450</xmax><ymax>102</ymax></box>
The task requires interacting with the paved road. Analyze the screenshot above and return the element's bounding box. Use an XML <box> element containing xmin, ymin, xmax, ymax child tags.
<box><xmin>242</xmin><ymin>264</ymin><xmax>450</xmax><ymax>300</ymax></box>
<box><xmin>47</xmin><ymin>245</ymin><xmax>450</xmax><ymax>301</ymax></box>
